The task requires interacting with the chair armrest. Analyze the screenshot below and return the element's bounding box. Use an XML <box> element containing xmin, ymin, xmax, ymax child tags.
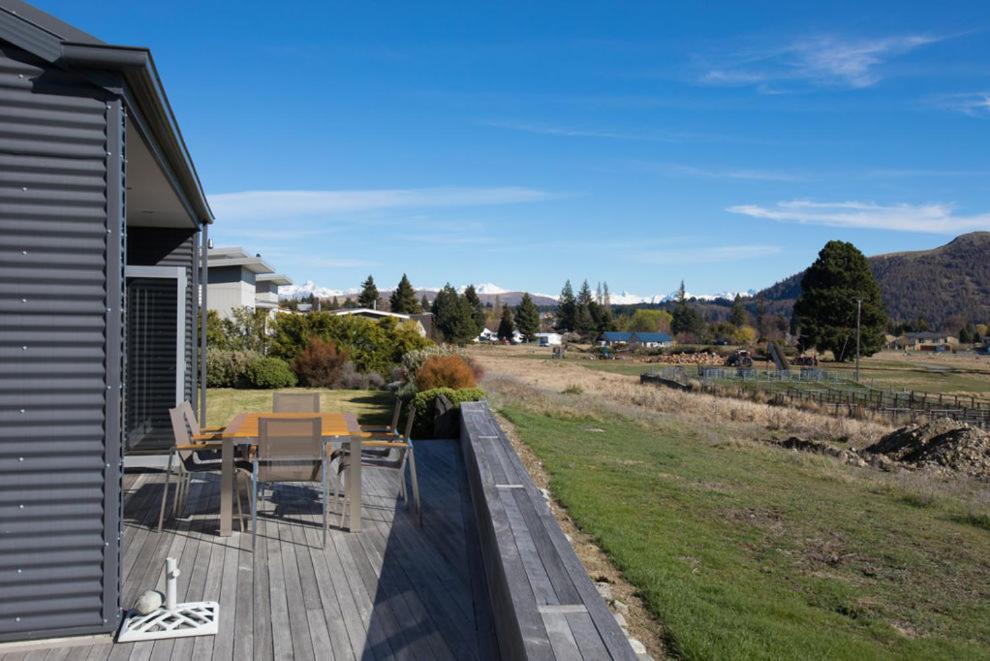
<box><xmin>175</xmin><ymin>442</ymin><xmax>223</xmax><ymax>450</ymax></box>
<box><xmin>362</xmin><ymin>441</ymin><xmax>408</xmax><ymax>449</ymax></box>
<box><xmin>199</xmin><ymin>425</ymin><xmax>226</xmax><ymax>433</ymax></box>
<box><xmin>191</xmin><ymin>432</ymin><xmax>223</xmax><ymax>442</ymax></box>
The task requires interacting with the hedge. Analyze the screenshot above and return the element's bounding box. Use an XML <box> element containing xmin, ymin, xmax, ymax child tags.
<box><xmin>244</xmin><ymin>356</ymin><xmax>297</xmax><ymax>389</ymax></box>
<box><xmin>409</xmin><ymin>387</ymin><xmax>485</xmax><ymax>438</ymax></box>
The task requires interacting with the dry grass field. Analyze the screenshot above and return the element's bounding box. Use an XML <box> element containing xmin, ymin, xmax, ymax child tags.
<box><xmin>472</xmin><ymin>345</ymin><xmax>990</xmax><ymax>660</ymax></box>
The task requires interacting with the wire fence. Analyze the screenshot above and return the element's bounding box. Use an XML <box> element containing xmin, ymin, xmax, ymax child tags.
<box><xmin>641</xmin><ymin>367</ymin><xmax>990</xmax><ymax>430</ymax></box>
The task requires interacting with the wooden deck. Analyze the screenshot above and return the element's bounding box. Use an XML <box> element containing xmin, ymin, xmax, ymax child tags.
<box><xmin>0</xmin><ymin>440</ymin><xmax>496</xmax><ymax>661</ymax></box>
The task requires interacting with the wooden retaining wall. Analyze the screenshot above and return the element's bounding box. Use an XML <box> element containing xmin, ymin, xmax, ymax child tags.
<box><xmin>459</xmin><ymin>402</ymin><xmax>636</xmax><ymax>660</ymax></box>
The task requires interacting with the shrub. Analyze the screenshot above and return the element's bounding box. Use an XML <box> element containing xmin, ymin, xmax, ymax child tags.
<box><xmin>272</xmin><ymin>312</ymin><xmax>431</xmax><ymax>375</ymax></box>
<box><xmin>401</xmin><ymin>344</ymin><xmax>471</xmax><ymax>380</ymax></box>
<box><xmin>409</xmin><ymin>387</ymin><xmax>485</xmax><ymax>438</ymax></box>
<box><xmin>244</xmin><ymin>356</ymin><xmax>297</xmax><ymax>389</ymax></box>
<box><xmin>335</xmin><ymin>361</ymin><xmax>385</xmax><ymax>389</ymax></box>
<box><xmin>416</xmin><ymin>355</ymin><xmax>477</xmax><ymax>390</ymax></box>
<box><xmin>206</xmin><ymin>348</ymin><xmax>260</xmax><ymax>388</ymax></box>
<box><xmin>292</xmin><ymin>338</ymin><xmax>349</xmax><ymax>387</ymax></box>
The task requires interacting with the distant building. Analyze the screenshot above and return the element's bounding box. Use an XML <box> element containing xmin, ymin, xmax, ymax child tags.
<box><xmin>478</xmin><ymin>328</ymin><xmax>497</xmax><ymax>343</ymax></box>
<box><xmin>535</xmin><ymin>332</ymin><xmax>563</xmax><ymax>347</ymax></box>
<box><xmin>600</xmin><ymin>331</ymin><xmax>633</xmax><ymax>347</ymax></box>
<box><xmin>890</xmin><ymin>332</ymin><xmax>959</xmax><ymax>351</ymax></box>
<box><xmin>255</xmin><ymin>273</ymin><xmax>293</xmax><ymax>312</ymax></box>
<box><xmin>628</xmin><ymin>332</ymin><xmax>674</xmax><ymax>349</ymax></box>
<box><xmin>207</xmin><ymin>246</ymin><xmax>276</xmax><ymax>319</ymax></box>
<box><xmin>599</xmin><ymin>331</ymin><xmax>673</xmax><ymax>348</ymax></box>
<box><xmin>332</xmin><ymin>308</ymin><xmax>427</xmax><ymax>337</ymax></box>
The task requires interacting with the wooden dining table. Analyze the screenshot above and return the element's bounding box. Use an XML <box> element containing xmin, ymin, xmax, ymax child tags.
<box><xmin>196</xmin><ymin>411</ymin><xmax>371</xmax><ymax>536</ymax></box>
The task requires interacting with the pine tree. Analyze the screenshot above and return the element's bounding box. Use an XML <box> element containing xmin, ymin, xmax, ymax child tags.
<box><xmin>357</xmin><ymin>275</ymin><xmax>379</xmax><ymax>309</ymax></box>
<box><xmin>389</xmin><ymin>274</ymin><xmax>421</xmax><ymax>313</ymax></box>
<box><xmin>514</xmin><ymin>293</ymin><xmax>541</xmax><ymax>341</ymax></box>
<box><xmin>556</xmin><ymin>280</ymin><xmax>577</xmax><ymax>332</ymax></box>
<box><xmin>431</xmin><ymin>284</ymin><xmax>478</xmax><ymax>345</ymax></box>
<box><xmin>574</xmin><ymin>280</ymin><xmax>596</xmax><ymax>335</ymax></box>
<box><xmin>420</xmin><ymin>294</ymin><xmax>430</xmax><ymax>311</ymax></box>
<box><xmin>730</xmin><ymin>294</ymin><xmax>746</xmax><ymax>328</ymax></box>
<box><xmin>671</xmin><ymin>280</ymin><xmax>704</xmax><ymax>337</ymax></box>
<box><xmin>793</xmin><ymin>240</ymin><xmax>888</xmax><ymax>360</ymax></box>
<box><xmin>462</xmin><ymin>285</ymin><xmax>486</xmax><ymax>335</ymax></box>
<box><xmin>498</xmin><ymin>304</ymin><xmax>516</xmax><ymax>341</ymax></box>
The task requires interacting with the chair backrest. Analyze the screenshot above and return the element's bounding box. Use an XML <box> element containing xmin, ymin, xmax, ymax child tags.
<box><xmin>168</xmin><ymin>405</ymin><xmax>194</xmax><ymax>463</ymax></box>
<box><xmin>257</xmin><ymin>416</ymin><xmax>323</xmax><ymax>482</ymax></box>
<box><xmin>178</xmin><ymin>400</ymin><xmax>200</xmax><ymax>435</ymax></box>
<box><xmin>401</xmin><ymin>407</ymin><xmax>416</xmax><ymax>441</ymax></box>
<box><xmin>388</xmin><ymin>399</ymin><xmax>402</xmax><ymax>432</ymax></box>
<box><xmin>273</xmin><ymin>392</ymin><xmax>320</xmax><ymax>413</ymax></box>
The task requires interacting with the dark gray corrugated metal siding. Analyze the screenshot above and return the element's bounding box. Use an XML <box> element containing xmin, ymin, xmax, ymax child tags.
<box><xmin>0</xmin><ymin>44</ymin><xmax>121</xmax><ymax>640</ymax></box>
<box><xmin>126</xmin><ymin>228</ymin><xmax>197</xmax><ymax>452</ymax></box>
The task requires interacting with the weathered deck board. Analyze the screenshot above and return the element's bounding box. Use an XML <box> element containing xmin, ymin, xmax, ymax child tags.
<box><xmin>0</xmin><ymin>440</ymin><xmax>493</xmax><ymax>661</ymax></box>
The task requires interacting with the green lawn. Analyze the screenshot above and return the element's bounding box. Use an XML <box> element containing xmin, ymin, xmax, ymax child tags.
<box><xmin>500</xmin><ymin>406</ymin><xmax>990</xmax><ymax>660</ymax></box>
<box><xmin>205</xmin><ymin>388</ymin><xmax>393</xmax><ymax>428</ymax></box>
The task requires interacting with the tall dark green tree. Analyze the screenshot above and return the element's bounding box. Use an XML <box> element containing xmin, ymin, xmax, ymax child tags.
<box><xmin>574</xmin><ymin>280</ymin><xmax>595</xmax><ymax>335</ymax></box>
<box><xmin>431</xmin><ymin>284</ymin><xmax>477</xmax><ymax>345</ymax></box>
<box><xmin>462</xmin><ymin>284</ymin><xmax>486</xmax><ymax>335</ymax></box>
<box><xmin>514</xmin><ymin>293</ymin><xmax>541</xmax><ymax>341</ymax></box>
<box><xmin>556</xmin><ymin>280</ymin><xmax>577</xmax><ymax>332</ymax></box>
<box><xmin>671</xmin><ymin>280</ymin><xmax>704</xmax><ymax>337</ymax></box>
<box><xmin>389</xmin><ymin>274</ymin><xmax>421</xmax><ymax>313</ymax></box>
<box><xmin>420</xmin><ymin>294</ymin><xmax>431</xmax><ymax>311</ymax></box>
<box><xmin>730</xmin><ymin>294</ymin><xmax>747</xmax><ymax>328</ymax></box>
<box><xmin>497</xmin><ymin>304</ymin><xmax>516</xmax><ymax>341</ymax></box>
<box><xmin>793</xmin><ymin>240</ymin><xmax>888</xmax><ymax>360</ymax></box>
<box><xmin>357</xmin><ymin>275</ymin><xmax>379</xmax><ymax>309</ymax></box>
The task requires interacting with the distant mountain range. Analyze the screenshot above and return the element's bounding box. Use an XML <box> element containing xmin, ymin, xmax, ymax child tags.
<box><xmin>280</xmin><ymin>281</ymin><xmax>753</xmax><ymax>308</ymax></box>
<box><xmin>754</xmin><ymin>232</ymin><xmax>990</xmax><ymax>327</ymax></box>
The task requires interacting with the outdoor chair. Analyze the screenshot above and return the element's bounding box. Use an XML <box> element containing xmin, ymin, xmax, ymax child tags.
<box><xmin>273</xmin><ymin>391</ymin><xmax>321</xmax><ymax>413</ymax></box>
<box><xmin>158</xmin><ymin>405</ymin><xmax>249</xmax><ymax>533</ymax></box>
<box><xmin>251</xmin><ymin>417</ymin><xmax>329</xmax><ymax>549</ymax></box>
<box><xmin>361</xmin><ymin>398</ymin><xmax>403</xmax><ymax>436</ymax></box>
<box><xmin>336</xmin><ymin>409</ymin><xmax>421</xmax><ymax>526</ymax></box>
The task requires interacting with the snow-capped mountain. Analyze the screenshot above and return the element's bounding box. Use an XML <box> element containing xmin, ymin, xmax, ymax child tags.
<box><xmin>280</xmin><ymin>281</ymin><xmax>756</xmax><ymax>306</ymax></box>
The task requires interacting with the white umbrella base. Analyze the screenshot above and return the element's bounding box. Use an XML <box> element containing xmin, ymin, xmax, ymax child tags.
<box><xmin>117</xmin><ymin>601</ymin><xmax>219</xmax><ymax>643</ymax></box>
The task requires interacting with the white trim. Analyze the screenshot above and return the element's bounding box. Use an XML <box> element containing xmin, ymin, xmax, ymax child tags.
<box><xmin>125</xmin><ymin>266</ymin><xmax>186</xmax><ymax>405</ymax></box>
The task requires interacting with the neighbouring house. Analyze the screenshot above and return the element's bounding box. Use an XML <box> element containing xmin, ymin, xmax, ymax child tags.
<box><xmin>599</xmin><ymin>331</ymin><xmax>673</xmax><ymax>348</ymax></box>
<box><xmin>628</xmin><ymin>331</ymin><xmax>674</xmax><ymax>349</ymax></box>
<box><xmin>255</xmin><ymin>273</ymin><xmax>293</xmax><ymax>312</ymax></box>
<box><xmin>477</xmin><ymin>327</ymin><xmax>497</xmax><ymax>343</ymax></box>
<box><xmin>890</xmin><ymin>332</ymin><xmax>959</xmax><ymax>352</ymax></box>
<box><xmin>535</xmin><ymin>332</ymin><xmax>563</xmax><ymax>346</ymax></box>
<box><xmin>205</xmin><ymin>246</ymin><xmax>276</xmax><ymax>319</ymax></box>
<box><xmin>600</xmin><ymin>331</ymin><xmax>634</xmax><ymax>347</ymax></box>
<box><xmin>0</xmin><ymin>0</ymin><xmax>212</xmax><ymax>642</ymax></box>
<box><xmin>333</xmin><ymin>307</ymin><xmax>427</xmax><ymax>337</ymax></box>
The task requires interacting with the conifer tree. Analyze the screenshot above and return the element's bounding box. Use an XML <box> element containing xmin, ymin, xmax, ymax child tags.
<box><xmin>421</xmin><ymin>294</ymin><xmax>431</xmax><ymax>311</ymax></box>
<box><xmin>431</xmin><ymin>284</ymin><xmax>478</xmax><ymax>345</ymax></box>
<box><xmin>389</xmin><ymin>274</ymin><xmax>421</xmax><ymax>313</ymax></box>
<box><xmin>357</xmin><ymin>275</ymin><xmax>379</xmax><ymax>308</ymax></box>
<box><xmin>730</xmin><ymin>294</ymin><xmax>746</xmax><ymax>328</ymax></box>
<box><xmin>556</xmin><ymin>280</ymin><xmax>577</xmax><ymax>332</ymax></box>
<box><xmin>462</xmin><ymin>285</ymin><xmax>486</xmax><ymax>335</ymax></box>
<box><xmin>514</xmin><ymin>293</ymin><xmax>541</xmax><ymax>341</ymax></box>
<box><xmin>671</xmin><ymin>280</ymin><xmax>704</xmax><ymax>337</ymax></box>
<box><xmin>498</xmin><ymin>304</ymin><xmax>516</xmax><ymax>341</ymax></box>
<box><xmin>794</xmin><ymin>240</ymin><xmax>888</xmax><ymax>360</ymax></box>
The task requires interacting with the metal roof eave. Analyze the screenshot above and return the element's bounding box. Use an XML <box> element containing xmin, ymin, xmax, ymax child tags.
<box><xmin>0</xmin><ymin>2</ymin><xmax>213</xmax><ymax>226</ymax></box>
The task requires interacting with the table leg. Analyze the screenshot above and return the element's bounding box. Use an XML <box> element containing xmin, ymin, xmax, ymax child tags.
<box><xmin>220</xmin><ymin>436</ymin><xmax>233</xmax><ymax>537</ymax></box>
<box><xmin>349</xmin><ymin>439</ymin><xmax>361</xmax><ymax>532</ymax></box>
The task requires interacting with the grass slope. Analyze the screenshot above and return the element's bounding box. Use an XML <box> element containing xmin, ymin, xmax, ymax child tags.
<box><xmin>501</xmin><ymin>406</ymin><xmax>990</xmax><ymax>660</ymax></box>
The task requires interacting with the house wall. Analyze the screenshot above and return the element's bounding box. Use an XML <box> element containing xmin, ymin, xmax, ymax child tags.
<box><xmin>207</xmin><ymin>265</ymin><xmax>255</xmax><ymax>319</ymax></box>
<box><xmin>0</xmin><ymin>44</ymin><xmax>123</xmax><ymax>641</ymax></box>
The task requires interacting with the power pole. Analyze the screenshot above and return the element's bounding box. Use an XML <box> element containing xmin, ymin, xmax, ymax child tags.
<box><xmin>855</xmin><ymin>298</ymin><xmax>862</xmax><ymax>383</ymax></box>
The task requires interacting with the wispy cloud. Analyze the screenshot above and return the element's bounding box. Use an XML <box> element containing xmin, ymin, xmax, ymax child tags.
<box><xmin>928</xmin><ymin>91</ymin><xmax>990</xmax><ymax>117</ymax></box>
<box><xmin>480</xmin><ymin>119</ymin><xmax>736</xmax><ymax>143</ymax></box>
<box><xmin>727</xmin><ymin>199</ymin><xmax>990</xmax><ymax>233</ymax></box>
<box><xmin>209</xmin><ymin>187</ymin><xmax>559</xmax><ymax>222</ymax></box>
<box><xmin>637</xmin><ymin>244</ymin><xmax>781</xmax><ymax>264</ymax></box>
<box><xmin>642</xmin><ymin>162</ymin><xmax>804</xmax><ymax>182</ymax></box>
<box><xmin>700</xmin><ymin>33</ymin><xmax>940</xmax><ymax>90</ymax></box>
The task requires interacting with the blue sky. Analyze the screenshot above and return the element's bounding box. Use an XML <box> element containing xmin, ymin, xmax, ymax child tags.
<box><xmin>38</xmin><ymin>1</ymin><xmax>990</xmax><ymax>297</ymax></box>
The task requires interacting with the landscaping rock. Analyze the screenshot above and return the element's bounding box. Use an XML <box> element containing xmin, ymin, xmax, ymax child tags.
<box><xmin>613</xmin><ymin>612</ymin><xmax>628</xmax><ymax>628</ymax></box>
<box><xmin>595</xmin><ymin>581</ymin><xmax>613</xmax><ymax>602</ymax></box>
<box><xmin>613</xmin><ymin>599</ymin><xmax>630</xmax><ymax>616</ymax></box>
<box><xmin>628</xmin><ymin>638</ymin><xmax>648</xmax><ymax>655</ymax></box>
<box><xmin>432</xmin><ymin>394</ymin><xmax>459</xmax><ymax>438</ymax></box>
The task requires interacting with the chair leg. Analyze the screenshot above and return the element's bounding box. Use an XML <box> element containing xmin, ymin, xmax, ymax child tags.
<box><xmin>397</xmin><ymin>455</ymin><xmax>408</xmax><ymax>503</ymax></box>
<box><xmin>251</xmin><ymin>466</ymin><xmax>258</xmax><ymax>551</ymax></box>
<box><xmin>234</xmin><ymin>474</ymin><xmax>245</xmax><ymax>533</ymax></box>
<box><xmin>407</xmin><ymin>447</ymin><xmax>422</xmax><ymax>526</ymax></box>
<box><xmin>322</xmin><ymin>460</ymin><xmax>329</xmax><ymax>547</ymax></box>
<box><xmin>157</xmin><ymin>453</ymin><xmax>175</xmax><ymax>532</ymax></box>
<box><xmin>338</xmin><ymin>465</ymin><xmax>349</xmax><ymax>529</ymax></box>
